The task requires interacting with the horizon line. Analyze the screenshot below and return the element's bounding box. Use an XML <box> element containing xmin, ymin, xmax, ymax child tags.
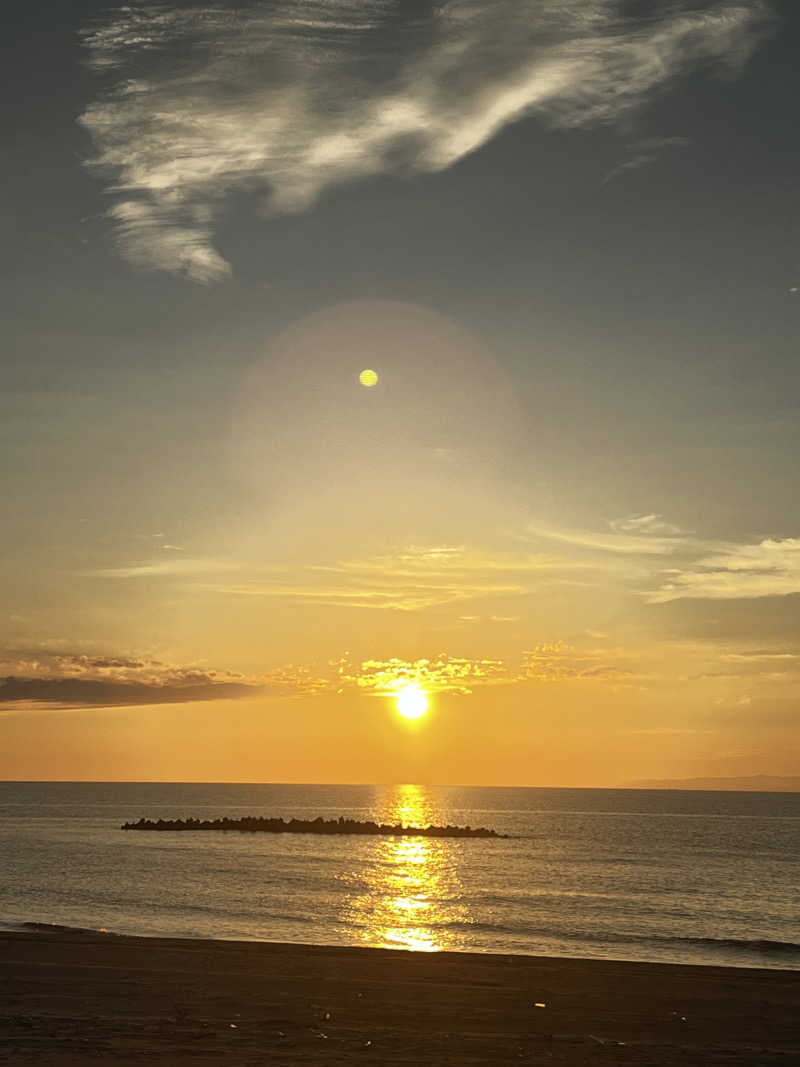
<box><xmin>2</xmin><ymin>777</ymin><xmax>799</xmax><ymax>794</ymax></box>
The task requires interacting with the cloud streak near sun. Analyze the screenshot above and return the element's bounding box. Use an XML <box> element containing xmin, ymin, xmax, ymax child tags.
<box><xmin>79</xmin><ymin>0</ymin><xmax>771</xmax><ymax>281</ymax></box>
<box><xmin>336</xmin><ymin>653</ymin><xmax>507</xmax><ymax>697</ymax></box>
<box><xmin>0</xmin><ymin>651</ymin><xmax>327</xmax><ymax>710</ymax></box>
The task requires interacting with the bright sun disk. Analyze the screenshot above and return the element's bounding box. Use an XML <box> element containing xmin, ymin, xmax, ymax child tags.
<box><xmin>395</xmin><ymin>685</ymin><xmax>429</xmax><ymax>720</ymax></box>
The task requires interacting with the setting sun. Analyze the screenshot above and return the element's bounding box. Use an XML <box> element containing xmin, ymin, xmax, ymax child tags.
<box><xmin>395</xmin><ymin>685</ymin><xmax>429</xmax><ymax>720</ymax></box>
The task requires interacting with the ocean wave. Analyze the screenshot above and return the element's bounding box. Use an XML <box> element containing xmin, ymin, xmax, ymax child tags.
<box><xmin>557</xmin><ymin>929</ymin><xmax>800</xmax><ymax>956</ymax></box>
<box><xmin>19</xmin><ymin>922</ymin><xmax>121</xmax><ymax>937</ymax></box>
<box><xmin>429</xmin><ymin>925</ymin><xmax>800</xmax><ymax>956</ymax></box>
<box><xmin>402</xmin><ymin>919</ymin><xmax>800</xmax><ymax>957</ymax></box>
<box><xmin>0</xmin><ymin>920</ymin><xmax>32</xmax><ymax>934</ymax></box>
<box><xmin>6</xmin><ymin>920</ymin><xmax>798</xmax><ymax>962</ymax></box>
<box><xmin>653</xmin><ymin>935</ymin><xmax>800</xmax><ymax>956</ymax></box>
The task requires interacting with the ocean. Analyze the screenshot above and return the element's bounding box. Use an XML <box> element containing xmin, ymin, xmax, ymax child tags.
<box><xmin>1</xmin><ymin>782</ymin><xmax>798</xmax><ymax>969</ymax></box>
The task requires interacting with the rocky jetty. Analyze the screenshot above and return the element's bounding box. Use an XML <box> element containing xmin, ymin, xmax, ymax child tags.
<box><xmin>121</xmin><ymin>815</ymin><xmax>507</xmax><ymax>838</ymax></box>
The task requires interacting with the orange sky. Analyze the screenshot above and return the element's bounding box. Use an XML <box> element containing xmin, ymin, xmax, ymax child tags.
<box><xmin>3</xmin><ymin>303</ymin><xmax>800</xmax><ymax>783</ymax></box>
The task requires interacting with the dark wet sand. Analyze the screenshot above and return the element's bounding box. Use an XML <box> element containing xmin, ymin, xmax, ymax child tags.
<box><xmin>1</xmin><ymin>929</ymin><xmax>798</xmax><ymax>1065</ymax></box>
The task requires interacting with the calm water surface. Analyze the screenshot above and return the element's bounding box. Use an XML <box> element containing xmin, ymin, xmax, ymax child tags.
<box><xmin>1</xmin><ymin>782</ymin><xmax>798</xmax><ymax>969</ymax></box>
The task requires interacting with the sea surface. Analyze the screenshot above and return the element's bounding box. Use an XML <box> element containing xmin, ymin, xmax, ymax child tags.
<box><xmin>1</xmin><ymin>782</ymin><xmax>799</xmax><ymax>969</ymax></box>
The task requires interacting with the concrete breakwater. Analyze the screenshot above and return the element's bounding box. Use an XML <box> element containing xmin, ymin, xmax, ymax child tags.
<box><xmin>121</xmin><ymin>815</ymin><xmax>507</xmax><ymax>838</ymax></box>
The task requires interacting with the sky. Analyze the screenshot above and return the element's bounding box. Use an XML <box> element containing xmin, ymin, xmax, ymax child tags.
<box><xmin>2</xmin><ymin>0</ymin><xmax>799</xmax><ymax>785</ymax></box>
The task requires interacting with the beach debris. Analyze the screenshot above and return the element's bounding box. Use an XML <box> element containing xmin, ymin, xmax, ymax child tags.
<box><xmin>229</xmin><ymin>1023</ymin><xmax>237</xmax><ymax>1029</ymax></box>
<box><xmin>364</xmin><ymin>1040</ymin><xmax>372</xmax><ymax>1048</ymax></box>
<box><xmin>588</xmin><ymin>1034</ymin><xmax>626</xmax><ymax>1047</ymax></box>
<box><xmin>534</xmin><ymin>1002</ymin><xmax>547</xmax><ymax>1008</ymax></box>
<box><xmin>323</xmin><ymin>1011</ymin><xmax>331</xmax><ymax>1021</ymax></box>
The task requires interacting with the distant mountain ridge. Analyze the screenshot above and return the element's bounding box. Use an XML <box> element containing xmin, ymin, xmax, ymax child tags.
<box><xmin>624</xmin><ymin>774</ymin><xmax>800</xmax><ymax>792</ymax></box>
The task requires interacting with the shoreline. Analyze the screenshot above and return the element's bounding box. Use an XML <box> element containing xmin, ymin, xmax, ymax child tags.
<box><xmin>4</xmin><ymin>919</ymin><xmax>799</xmax><ymax>972</ymax></box>
<box><xmin>2</xmin><ymin>929</ymin><xmax>798</xmax><ymax>1065</ymax></box>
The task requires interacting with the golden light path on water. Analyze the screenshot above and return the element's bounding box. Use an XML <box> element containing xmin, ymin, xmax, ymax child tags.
<box><xmin>344</xmin><ymin>784</ymin><xmax>472</xmax><ymax>952</ymax></box>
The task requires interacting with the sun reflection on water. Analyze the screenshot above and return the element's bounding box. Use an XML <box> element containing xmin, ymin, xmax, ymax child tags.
<box><xmin>344</xmin><ymin>784</ymin><xmax>472</xmax><ymax>952</ymax></box>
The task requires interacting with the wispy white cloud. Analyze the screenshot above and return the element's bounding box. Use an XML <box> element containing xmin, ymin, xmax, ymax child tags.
<box><xmin>523</xmin><ymin>519</ymin><xmax>800</xmax><ymax>608</ymax></box>
<box><xmin>601</xmin><ymin>136</ymin><xmax>689</xmax><ymax>184</ymax></box>
<box><xmin>720</xmin><ymin>649</ymin><xmax>800</xmax><ymax>662</ymax></box>
<box><xmin>84</xmin><ymin>526</ymin><xmax>800</xmax><ymax>612</ymax></box>
<box><xmin>521</xmin><ymin>640</ymin><xmax>638</xmax><ymax>684</ymax></box>
<box><xmin>79</xmin><ymin>1</ymin><xmax>771</xmax><ymax>281</ymax></box>
<box><xmin>528</xmin><ymin>523</ymin><xmax>685</xmax><ymax>556</ymax></box>
<box><xmin>609</xmin><ymin>513</ymin><xmax>684</xmax><ymax>536</ymax></box>
<box><xmin>84</xmin><ymin>557</ymin><xmax>242</xmax><ymax>579</ymax></box>
<box><xmin>649</xmin><ymin>538</ymin><xmax>800</xmax><ymax>602</ymax></box>
<box><xmin>76</xmin><ymin>540</ymin><xmax>583</xmax><ymax>611</ymax></box>
<box><xmin>198</xmin><ymin>543</ymin><xmax>572</xmax><ymax>611</ymax></box>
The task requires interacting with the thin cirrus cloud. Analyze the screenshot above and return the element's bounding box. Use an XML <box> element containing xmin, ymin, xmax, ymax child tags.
<box><xmin>527</xmin><ymin>521</ymin><xmax>686</xmax><ymax>557</ymax></box>
<box><xmin>81</xmin><ymin>529</ymin><xmax>800</xmax><ymax>609</ymax></box>
<box><xmin>521</xmin><ymin>641</ymin><xmax>637</xmax><ymax>684</ymax></box>
<box><xmin>202</xmin><ymin>578</ymin><xmax>528</xmax><ymax>613</ymax></box>
<box><xmin>649</xmin><ymin>538</ymin><xmax>800</xmax><ymax>603</ymax></box>
<box><xmin>84</xmin><ymin>558</ymin><xmax>243</xmax><ymax>579</ymax></box>
<box><xmin>79</xmin><ymin>541</ymin><xmax>587</xmax><ymax>611</ymax></box>
<box><xmin>78</xmin><ymin>1</ymin><xmax>772</xmax><ymax>282</ymax></box>
<box><xmin>601</xmin><ymin>136</ymin><xmax>690</xmax><ymax>185</ymax></box>
<box><xmin>527</xmin><ymin>522</ymin><xmax>800</xmax><ymax>605</ymax></box>
<box><xmin>198</xmin><ymin>543</ymin><xmax>577</xmax><ymax>612</ymax></box>
<box><xmin>609</xmin><ymin>514</ymin><xmax>685</xmax><ymax>537</ymax></box>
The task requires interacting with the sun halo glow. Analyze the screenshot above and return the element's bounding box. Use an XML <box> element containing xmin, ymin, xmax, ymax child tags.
<box><xmin>395</xmin><ymin>685</ymin><xmax>429</xmax><ymax>720</ymax></box>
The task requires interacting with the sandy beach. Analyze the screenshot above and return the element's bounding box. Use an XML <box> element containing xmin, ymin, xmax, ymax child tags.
<box><xmin>1</xmin><ymin>929</ymin><xmax>797</xmax><ymax>1065</ymax></box>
